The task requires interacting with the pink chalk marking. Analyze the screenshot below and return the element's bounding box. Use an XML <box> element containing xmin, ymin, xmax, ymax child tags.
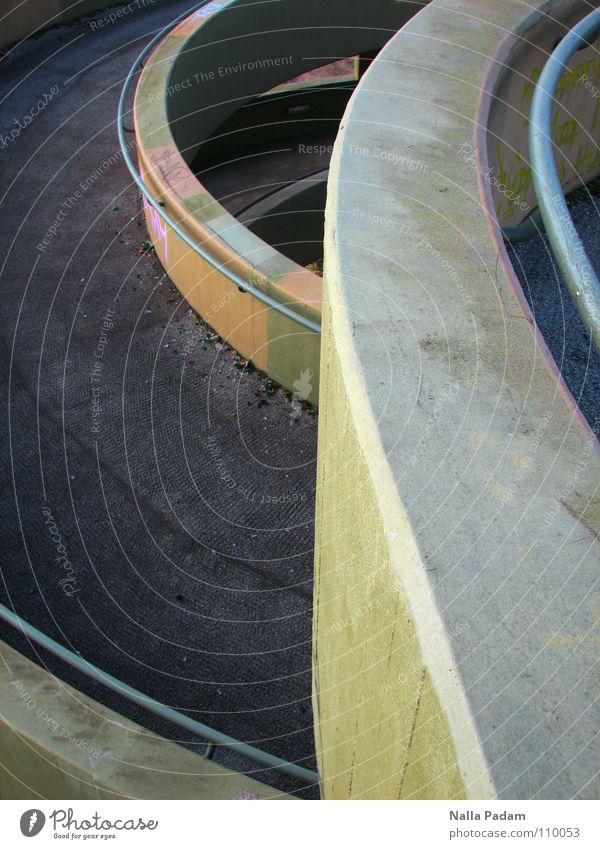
<box><xmin>143</xmin><ymin>195</ymin><xmax>168</xmax><ymax>262</ymax></box>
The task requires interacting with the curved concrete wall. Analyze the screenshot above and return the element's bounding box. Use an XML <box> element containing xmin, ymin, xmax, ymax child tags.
<box><xmin>0</xmin><ymin>642</ymin><xmax>292</xmax><ymax>799</ymax></box>
<box><xmin>166</xmin><ymin>0</ymin><xmax>417</xmax><ymax>166</ymax></box>
<box><xmin>314</xmin><ymin>0</ymin><xmax>600</xmax><ymax>799</ymax></box>
<box><xmin>133</xmin><ymin>0</ymin><xmax>423</xmax><ymax>402</ymax></box>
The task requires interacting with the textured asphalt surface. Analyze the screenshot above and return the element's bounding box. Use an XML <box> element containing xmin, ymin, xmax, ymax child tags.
<box><xmin>508</xmin><ymin>196</ymin><xmax>600</xmax><ymax>436</ymax></box>
<box><xmin>0</xmin><ymin>0</ymin><xmax>318</xmax><ymax>798</ymax></box>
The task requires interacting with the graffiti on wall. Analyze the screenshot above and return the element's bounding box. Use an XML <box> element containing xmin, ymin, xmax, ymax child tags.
<box><xmin>491</xmin><ymin>38</ymin><xmax>600</xmax><ymax>224</ymax></box>
<box><xmin>143</xmin><ymin>195</ymin><xmax>169</xmax><ymax>262</ymax></box>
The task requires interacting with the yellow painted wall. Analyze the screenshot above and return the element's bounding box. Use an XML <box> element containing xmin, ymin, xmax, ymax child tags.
<box><xmin>312</xmin><ymin>300</ymin><xmax>470</xmax><ymax>800</ymax></box>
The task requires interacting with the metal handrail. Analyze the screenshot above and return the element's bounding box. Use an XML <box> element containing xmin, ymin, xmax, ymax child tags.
<box><xmin>529</xmin><ymin>7</ymin><xmax>600</xmax><ymax>354</ymax></box>
<box><xmin>116</xmin><ymin>1</ymin><xmax>321</xmax><ymax>335</ymax></box>
<box><xmin>0</xmin><ymin>602</ymin><xmax>318</xmax><ymax>786</ymax></box>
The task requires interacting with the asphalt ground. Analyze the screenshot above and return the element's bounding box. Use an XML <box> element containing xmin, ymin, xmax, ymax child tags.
<box><xmin>0</xmin><ymin>0</ymin><xmax>319</xmax><ymax>798</ymax></box>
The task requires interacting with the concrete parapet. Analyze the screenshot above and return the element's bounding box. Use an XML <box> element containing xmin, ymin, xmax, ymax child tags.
<box><xmin>313</xmin><ymin>0</ymin><xmax>600</xmax><ymax>799</ymax></box>
<box><xmin>0</xmin><ymin>642</ymin><xmax>292</xmax><ymax>799</ymax></box>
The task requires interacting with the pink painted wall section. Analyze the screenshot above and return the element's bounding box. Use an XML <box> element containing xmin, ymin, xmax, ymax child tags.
<box><xmin>143</xmin><ymin>195</ymin><xmax>168</xmax><ymax>263</ymax></box>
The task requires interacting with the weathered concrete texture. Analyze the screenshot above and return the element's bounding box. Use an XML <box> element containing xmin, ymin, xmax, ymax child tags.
<box><xmin>0</xmin><ymin>643</ymin><xmax>294</xmax><ymax>799</ymax></box>
<box><xmin>315</xmin><ymin>0</ymin><xmax>599</xmax><ymax>799</ymax></box>
<box><xmin>0</xmin><ymin>0</ymin><xmax>318</xmax><ymax>799</ymax></box>
<box><xmin>313</xmin><ymin>315</ymin><xmax>469</xmax><ymax>800</ymax></box>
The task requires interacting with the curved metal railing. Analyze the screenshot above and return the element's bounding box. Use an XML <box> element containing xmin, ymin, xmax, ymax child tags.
<box><xmin>0</xmin><ymin>603</ymin><xmax>318</xmax><ymax>785</ymax></box>
<box><xmin>527</xmin><ymin>7</ymin><xmax>600</xmax><ymax>354</ymax></box>
<box><xmin>116</xmin><ymin>1</ymin><xmax>321</xmax><ymax>335</ymax></box>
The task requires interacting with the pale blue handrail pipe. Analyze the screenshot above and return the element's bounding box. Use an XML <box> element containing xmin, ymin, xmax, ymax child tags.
<box><xmin>529</xmin><ymin>7</ymin><xmax>600</xmax><ymax>354</ymax></box>
<box><xmin>0</xmin><ymin>603</ymin><xmax>318</xmax><ymax>786</ymax></box>
<box><xmin>116</xmin><ymin>1</ymin><xmax>321</xmax><ymax>335</ymax></box>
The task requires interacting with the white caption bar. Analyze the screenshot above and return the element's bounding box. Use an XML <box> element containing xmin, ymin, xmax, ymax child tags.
<box><xmin>1</xmin><ymin>799</ymin><xmax>599</xmax><ymax>847</ymax></box>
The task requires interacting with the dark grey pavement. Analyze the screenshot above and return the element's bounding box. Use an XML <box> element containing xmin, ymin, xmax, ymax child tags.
<box><xmin>0</xmin><ymin>0</ymin><xmax>318</xmax><ymax>797</ymax></box>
